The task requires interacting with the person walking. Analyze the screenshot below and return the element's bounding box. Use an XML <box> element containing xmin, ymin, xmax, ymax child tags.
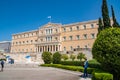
<box><xmin>1</xmin><ymin>60</ymin><xmax>5</xmax><ymax>72</ymax></box>
<box><xmin>83</xmin><ymin>58</ymin><xmax>88</xmax><ymax>78</ymax></box>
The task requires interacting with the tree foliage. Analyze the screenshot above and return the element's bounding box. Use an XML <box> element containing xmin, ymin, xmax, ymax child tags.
<box><xmin>111</xmin><ymin>5</ymin><xmax>120</xmax><ymax>28</ymax></box>
<box><xmin>42</xmin><ymin>51</ymin><xmax>52</xmax><ymax>64</ymax></box>
<box><xmin>102</xmin><ymin>0</ymin><xmax>111</xmax><ymax>28</ymax></box>
<box><xmin>61</xmin><ymin>54</ymin><xmax>68</xmax><ymax>61</ymax></box>
<box><xmin>77</xmin><ymin>52</ymin><xmax>86</xmax><ymax>61</ymax></box>
<box><xmin>70</xmin><ymin>54</ymin><xmax>76</xmax><ymax>61</ymax></box>
<box><xmin>98</xmin><ymin>18</ymin><xmax>104</xmax><ymax>34</ymax></box>
<box><xmin>92</xmin><ymin>28</ymin><xmax>120</xmax><ymax>80</ymax></box>
<box><xmin>53</xmin><ymin>52</ymin><xmax>61</xmax><ymax>64</ymax></box>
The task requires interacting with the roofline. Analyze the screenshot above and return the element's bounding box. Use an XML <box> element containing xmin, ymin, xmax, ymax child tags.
<box><xmin>62</xmin><ymin>19</ymin><xmax>98</xmax><ymax>27</ymax></box>
<box><xmin>0</xmin><ymin>41</ymin><xmax>11</xmax><ymax>43</ymax></box>
<box><xmin>12</xmin><ymin>29</ymin><xmax>38</xmax><ymax>36</ymax></box>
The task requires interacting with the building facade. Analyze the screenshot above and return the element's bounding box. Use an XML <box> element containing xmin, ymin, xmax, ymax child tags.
<box><xmin>11</xmin><ymin>20</ymin><xmax>98</xmax><ymax>54</ymax></box>
<box><xmin>0</xmin><ymin>41</ymin><xmax>11</xmax><ymax>53</ymax></box>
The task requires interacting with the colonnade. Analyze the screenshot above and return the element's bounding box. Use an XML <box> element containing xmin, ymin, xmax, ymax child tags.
<box><xmin>36</xmin><ymin>45</ymin><xmax>61</xmax><ymax>52</ymax></box>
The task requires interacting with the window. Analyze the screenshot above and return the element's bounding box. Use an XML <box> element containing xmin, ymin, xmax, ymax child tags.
<box><xmin>76</xmin><ymin>26</ymin><xmax>79</xmax><ymax>30</ymax></box>
<box><xmin>91</xmin><ymin>24</ymin><xmax>94</xmax><ymax>28</ymax></box>
<box><xmin>84</xmin><ymin>34</ymin><xmax>87</xmax><ymax>39</ymax></box>
<box><xmin>91</xmin><ymin>33</ymin><xmax>95</xmax><ymax>39</ymax></box>
<box><xmin>19</xmin><ymin>41</ymin><xmax>21</xmax><ymax>44</ymax></box>
<box><xmin>70</xmin><ymin>27</ymin><xmax>72</xmax><ymax>31</ymax></box>
<box><xmin>40</xmin><ymin>39</ymin><xmax>43</xmax><ymax>42</ymax></box>
<box><xmin>26</xmin><ymin>41</ymin><xmax>29</xmax><ymax>43</ymax></box>
<box><xmin>85</xmin><ymin>45</ymin><xmax>87</xmax><ymax>48</ymax></box>
<box><xmin>64</xmin><ymin>47</ymin><xmax>66</xmax><ymax>51</ymax></box>
<box><xmin>77</xmin><ymin>45</ymin><xmax>80</xmax><ymax>48</ymax></box>
<box><xmin>63</xmin><ymin>36</ymin><xmax>66</xmax><ymax>41</ymax></box>
<box><xmin>31</xmin><ymin>48</ymin><xmax>32</xmax><ymax>51</ymax></box>
<box><xmin>35</xmin><ymin>40</ymin><xmax>37</xmax><ymax>42</ymax></box>
<box><xmin>64</xmin><ymin>28</ymin><xmax>66</xmax><ymax>32</ymax></box>
<box><xmin>76</xmin><ymin>35</ymin><xmax>80</xmax><ymax>40</ymax></box>
<box><xmin>55</xmin><ymin>37</ymin><xmax>58</xmax><ymax>41</ymax></box>
<box><xmin>16</xmin><ymin>42</ymin><xmax>18</xmax><ymax>45</ymax></box>
<box><xmin>83</xmin><ymin>25</ymin><xmax>86</xmax><ymax>29</ymax></box>
<box><xmin>70</xmin><ymin>46</ymin><xmax>73</xmax><ymax>51</ymax></box>
<box><xmin>69</xmin><ymin>36</ymin><xmax>73</xmax><ymax>40</ymax></box>
<box><xmin>56</xmin><ymin>29</ymin><xmax>58</xmax><ymax>33</ymax></box>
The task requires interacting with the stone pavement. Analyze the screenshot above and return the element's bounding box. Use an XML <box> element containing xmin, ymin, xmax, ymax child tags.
<box><xmin>0</xmin><ymin>63</ymin><xmax>91</xmax><ymax>80</ymax></box>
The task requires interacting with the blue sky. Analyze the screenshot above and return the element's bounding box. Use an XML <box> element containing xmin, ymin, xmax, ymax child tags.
<box><xmin>0</xmin><ymin>0</ymin><xmax>119</xmax><ymax>41</ymax></box>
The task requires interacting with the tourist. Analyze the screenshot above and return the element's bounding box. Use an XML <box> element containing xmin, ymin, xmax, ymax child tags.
<box><xmin>83</xmin><ymin>58</ymin><xmax>88</xmax><ymax>78</ymax></box>
<box><xmin>0</xmin><ymin>60</ymin><xmax>5</xmax><ymax>72</ymax></box>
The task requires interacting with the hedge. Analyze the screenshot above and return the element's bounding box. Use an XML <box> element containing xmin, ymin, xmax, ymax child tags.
<box><xmin>41</xmin><ymin>64</ymin><xmax>113</xmax><ymax>80</ymax></box>
<box><xmin>40</xmin><ymin>64</ymin><xmax>94</xmax><ymax>74</ymax></box>
<box><xmin>92</xmin><ymin>72</ymin><xmax>113</xmax><ymax>80</ymax></box>
<box><xmin>60</xmin><ymin>60</ymin><xmax>101</xmax><ymax>69</ymax></box>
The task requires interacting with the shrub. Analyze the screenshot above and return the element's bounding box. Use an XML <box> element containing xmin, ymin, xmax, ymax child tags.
<box><xmin>92</xmin><ymin>28</ymin><xmax>120</xmax><ymax>79</ymax></box>
<box><xmin>60</xmin><ymin>61</ymin><xmax>84</xmax><ymax>66</ymax></box>
<box><xmin>70</xmin><ymin>54</ymin><xmax>76</xmax><ymax>61</ymax></box>
<box><xmin>42</xmin><ymin>51</ymin><xmax>52</xmax><ymax>64</ymax></box>
<box><xmin>40</xmin><ymin>64</ymin><xmax>94</xmax><ymax>74</ymax></box>
<box><xmin>77</xmin><ymin>52</ymin><xmax>86</xmax><ymax>61</ymax></box>
<box><xmin>92</xmin><ymin>72</ymin><xmax>113</xmax><ymax>80</ymax></box>
<box><xmin>88</xmin><ymin>59</ymin><xmax>101</xmax><ymax>69</ymax></box>
<box><xmin>53</xmin><ymin>52</ymin><xmax>61</xmax><ymax>64</ymax></box>
<box><xmin>61</xmin><ymin>54</ymin><xmax>68</xmax><ymax>61</ymax></box>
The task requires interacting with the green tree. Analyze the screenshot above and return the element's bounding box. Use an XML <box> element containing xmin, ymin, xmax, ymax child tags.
<box><xmin>70</xmin><ymin>54</ymin><xmax>76</xmax><ymax>61</ymax></box>
<box><xmin>53</xmin><ymin>52</ymin><xmax>61</xmax><ymax>64</ymax></box>
<box><xmin>77</xmin><ymin>53</ymin><xmax>85</xmax><ymax>61</ymax></box>
<box><xmin>98</xmin><ymin>17</ymin><xmax>104</xmax><ymax>34</ymax></box>
<box><xmin>42</xmin><ymin>51</ymin><xmax>52</xmax><ymax>64</ymax></box>
<box><xmin>102</xmin><ymin>0</ymin><xmax>111</xmax><ymax>28</ymax></box>
<box><xmin>111</xmin><ymin>5</ymin><xmax>120</xmax><ymax>27</ymax></box>
<box><xmin>61</xmin><ymin>54</ymin><xmax>68</xmax><ymax>61</ymax></box>
<box><xmin>92</xmin><ymin>28</ymin><xmax>120</xmax><ymax>80</ymax></box>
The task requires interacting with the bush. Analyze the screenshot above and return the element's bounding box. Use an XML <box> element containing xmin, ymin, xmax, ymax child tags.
<box><xmin>61</xmin><ymin>54</ymin><xmax>68</xmax><ymax>61</ymax></box>
<box><xmin>60</xmin><ymin>61</ymin><xmax>84</xmax><ymax>66</ymax></box>
<box><xmin>92</xmin><ymin>28</ymin><xmax>120</xmax><ymax>79</ymax></box>
<box><xmin>92</xmin><ymin>72</ymin><xmax>113</xmax><ymax>80</ymax></box>
<box><xmin>88</xmin><ymin>59</ymin><xmax>101</xmax><ymax>69</ymax></box>
<box><xmin>40</xmin><ymin>64</ymin><xmax>94</xmax><ymax>74</ymax></box>
<box><xmin>42</xmin><ymin>51</ymin><xmax>52</xmax><ymax>64</ymax></box>
<box><xmin>60</xmin><ymin>60</ymin><xmax>101</xmax><ymax>69</ymax></box>
<box><xmin>77</xmin><ymin>52</ymin><xmax>86</xmax><ymax>61</ymax></box>
<box><xmin>53</xmin><ymin>52</ymin><xmax>61</xmax><ymax>64</ymax></box>
<box><xmin>70</xmin><ymin>54</ymin><xmax>76</xmax><ymax>61</ymax></box>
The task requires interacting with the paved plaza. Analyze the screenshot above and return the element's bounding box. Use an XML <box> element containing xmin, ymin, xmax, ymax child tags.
<box><xmin>0</xmin><ymin>63</ymin><xmax>91</xmax><ymax>80</ymax></box>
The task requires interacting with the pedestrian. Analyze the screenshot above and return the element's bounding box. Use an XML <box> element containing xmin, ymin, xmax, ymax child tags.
<box><xmin>83</xmin><ymin>58</ymin><xmax>88</xmax><ymax>78</ymax></box>
<box><xmin>1</xmin><ymin>59</ymin><xmax>5</xmax><ymax>72</ymax></box>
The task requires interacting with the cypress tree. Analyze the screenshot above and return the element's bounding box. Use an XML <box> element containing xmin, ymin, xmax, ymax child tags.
<box><xmin>111</xmin><ymin>5</ymin><xmax>120</xmax><ymax>27</ymax></box>
<box><xmin>98</xmin><ymin>18</ymin><xmax>104</xmax><ymax>34</ymax></box>
<box><xmin>102</xmin><ymin>0</ymin><xmax>111</xmax><ymax>28</ymax></box>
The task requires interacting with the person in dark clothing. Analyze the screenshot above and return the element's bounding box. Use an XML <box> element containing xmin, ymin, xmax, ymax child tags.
<box><xmin>83</xmin><ymin>58</ymin><xmax>88</xmax><ymax>78</ymax></box>
<box><xmin>1</xmin><ymin>60</ymin><xmax>4</xmax><ymax>72</ymax></box>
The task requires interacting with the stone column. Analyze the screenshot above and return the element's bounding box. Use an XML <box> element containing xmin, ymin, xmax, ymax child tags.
<box><xmin>38</xmin><ymin>46</ymin><xmax>39</xmax><ymax>52</ymax></box>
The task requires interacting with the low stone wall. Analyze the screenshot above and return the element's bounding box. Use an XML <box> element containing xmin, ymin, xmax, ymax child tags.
<box><xmin>4</xmin><ymin>53</ymin><xmax>44</xmax><ymax>64</ymax></box>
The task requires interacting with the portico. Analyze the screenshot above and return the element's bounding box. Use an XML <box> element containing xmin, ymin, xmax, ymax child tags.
<box><xmin>36</xmin><ymin>44</ymin><xmax>61</xmax><ymax>53</ymax></box>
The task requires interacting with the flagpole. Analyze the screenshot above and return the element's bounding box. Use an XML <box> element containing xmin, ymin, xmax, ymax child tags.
<box><xmin>48</xmin><ymin>16</ymin><xmax>52</xmax><ymax>23</ymax></box>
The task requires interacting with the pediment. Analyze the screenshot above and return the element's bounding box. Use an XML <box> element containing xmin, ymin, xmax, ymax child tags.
<box><xmin>39</xmin><ymin>22</ymin><xmax>61</xmax><ymax>30</ymax></box>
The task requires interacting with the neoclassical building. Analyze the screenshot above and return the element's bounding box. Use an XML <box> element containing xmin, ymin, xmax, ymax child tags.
<box><xmin>11</xmin><ymin>20</ymin><xmax>98</xmax><ymax>54</ymax></box>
